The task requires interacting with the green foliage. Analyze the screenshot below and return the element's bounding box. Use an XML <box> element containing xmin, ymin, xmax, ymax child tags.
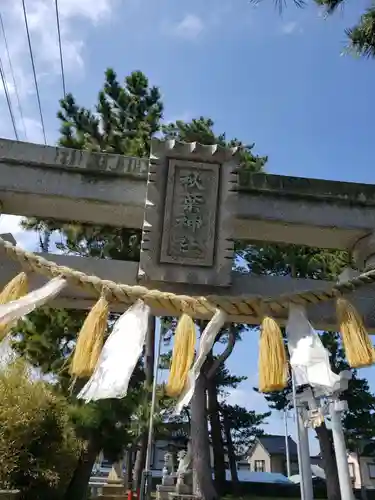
<box><xmin>316</xmin><ymin>0</ymin><xmax>375</xmax><ymax>58</ymax></box>
<box><xmin>13</xmin><ymin>306</ymin><xmax>147</xmax><ymax>459</ymax></box>
<box><xmin>346</xmin><ymin>6</ymin><xmax>375</xmax><ymax>59</ymax></box>
<box><xmin>13</xmin><ymin>307</ymin><xmax>83</xmax><ymax>391</ymax></box>
<box><xmin>238</xmin><ymin>241</ymin><xmax>350</xmax><ymax>279</ymax></box>
<box><xmin>58</xmin><ymin>69</ymin><xmax>163</xmax><ymax>156</ymax></box>
<box><xmin>0</xmin><ymin>361</ymin><xmax>81</xmax><ymax>499</ymax></box>
<box><xmin>18</xmin><ymin>68</ymin><xmax>269</xmax><ymax>492</ymax></box>
<box><xmin>244</xmin><ymin>240</ymin><xmax>375</xmax><ymax>444</ymax></box>
<box><xmin>162</xmin><ymin>117</ymin><xmax>268</xmax><ymax>172</ymax></box>
<box><xmin>252</xmin><ymin>0</ymin><xmax>375</xmax><ymax>59</ymax></box>
<box><xmin>215</xmin><ymin>363</ymin><xmax>247</xmax><ymax>399</ymax></box>
<box><xmin>221</xmin><ymin>403</ymin><xmax>270</xmax><ymax>458</ymax></box>
<box><xmin>16</xmin><ymin>69</ymin><xmax>169</xmax><ymax>470</ymax></box>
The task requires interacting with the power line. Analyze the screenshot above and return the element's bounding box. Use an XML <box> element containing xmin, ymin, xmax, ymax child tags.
<box><xmin>21</xmin><ymin>0</ymin><xmax>47</xmax><ymax>145</ymax></box>
<box><xmin>54</xmin><ymin>0</ymin><xmax>66</xmax><ymax>98</ymax></box>
<box><xmin>0</xmin><ymin>53</ymin><xmax>19</xmax><ymax>140</ymax></box>
<box><xmin>0</xmin><ymin>11</ymin><xmax>27</xmax><ymax>140</ymax></box>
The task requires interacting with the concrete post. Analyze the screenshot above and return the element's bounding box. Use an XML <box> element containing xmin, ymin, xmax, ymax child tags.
<box><xmin>329</xmin><ymin>399</ymin><xmax>355</xmax><ymax>500</ymax></box>
<box><xmin>292</xmin><ymin>373</ymin><xmax>313</xmax><ymax>500</ymax></box>
<box><xmin>298</xmin><ymin>407</ymin><xmax>314</xmax><ymax>500</ymax></box>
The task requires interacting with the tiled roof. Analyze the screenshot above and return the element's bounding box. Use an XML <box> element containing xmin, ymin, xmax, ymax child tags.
<box><xmin>258</xmin><ymin>435</ymin><xmax>298</xmax><ymax>457</ymax></box>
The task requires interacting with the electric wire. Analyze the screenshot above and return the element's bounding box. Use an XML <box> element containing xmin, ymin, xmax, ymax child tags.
<box><xmin>21</xmin><ymin>0</ymin><xmax>47</xmax><ymax>144</ymax></box>
<box><xmin>0</xmin><ymin>52</ymin><xmax>19</xmax><ymax>140</ymax></box>
<box><xmin>54</xmin><ymin>0</ymin><xmax>66</xmax><ymax>98</ymax></box>
<box><xmin>0</xmin><ymin>11</ymin><xmax>27</xmax><ymax>140</ymax></box>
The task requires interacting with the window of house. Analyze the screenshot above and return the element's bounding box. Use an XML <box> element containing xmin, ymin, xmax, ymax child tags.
<box><xmin>254</xmin><ymin>460</ymin><xmax>265</xmax><ymax>472</ymax></box>
<box><xmin>368</xmin><ymin>463</ymin><xmax>375</xmax><ymax>479</ymax></box>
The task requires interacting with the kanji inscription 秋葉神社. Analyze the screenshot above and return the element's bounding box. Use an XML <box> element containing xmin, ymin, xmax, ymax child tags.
<box><xmin>139</xmin><ymin>140</ymin><xmax>238</xmax><ymax>286</ymax></box>
<box><xmin>161</xmin><ymin>162</ymin><xmax>219</xmax><ymax>267</ymax></box>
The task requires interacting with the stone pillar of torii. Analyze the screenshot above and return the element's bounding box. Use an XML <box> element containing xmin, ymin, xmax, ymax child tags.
<box><xmin>3</xmin><ymin>137</ymin><xmax>375</xmax><ymax>500</ymax></box>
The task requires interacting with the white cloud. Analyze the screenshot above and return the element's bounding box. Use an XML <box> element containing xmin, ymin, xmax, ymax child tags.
<box><xmin>1</xmin><ymin>0</ymin><xmax>116</xmax><ymax>82</ymax></box>
<box><xmin>57</xmin><ymin>0</ymin><xmax>114</xmax><ymax>24</ymax></box>
<box><xmin>0</xmin><ymin>215</ymin><xmax>38</xmax><ymax>250</ymax></box>
<box><xmin>0</xmin><ymin>0</ymin><xmax>117</xmax><ymax>142</ymax></box>
<box><xmin>21</xmin><ymin>117</ymin><xmax>45</xmax><ymax>144</ymax></box>
<box><xmin>170</xmin><ymin>14</ymin><xmax>205</xmax><ymax>40</ymax></box>
<box><xmin>225</xmin><ymin>386</ymin><xmax>271</xmax><ymax>413</ymax></box>
<box><xmin>0</xmin><ymin>113</ymin><xmax>45</xmax><ymax>143</ymax></box>
<box><xmin>226</xmin><ymin>388</ymin><xmax>252</xmax><ymax>407</ymax></box>
<box><xmin>281</xmin><ymin>21</ymin><xmax>303</xmax><ymax>35</ymax></box>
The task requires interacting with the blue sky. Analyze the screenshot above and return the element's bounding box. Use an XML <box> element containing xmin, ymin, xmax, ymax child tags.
<box><xmin>1</xmin><ymin>0</ymin><xmax>375</xmax><ymax>454</ymax></box>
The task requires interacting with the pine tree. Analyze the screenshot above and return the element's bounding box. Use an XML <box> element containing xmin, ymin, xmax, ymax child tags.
<box><xmin>215</xmin><ymin>364</ymin><xmax>270</xmax><ymax>487</ymax></box>
<box><xmin>16</xmin><ymin>68</ymin><xmax>164</xmax><ymax>500</ymax></box>
<box><xmin>252</xmin><ymin>0</ymin><xmax>375</xmax><ymax>59</ymax></box>
<box><xmin>18</xmin><ymin>77</ymin><xmax>268</xmax><ymax>500</ymax></box>
<box><xmin>162</xmin><ymin>117</ymin><xmax>267</xmax><ymax>171</ymax></box>
<box><xmin>159</xmin><ymin>118</ymin><xmax>267</xmax><ymax>500</ymax></box>
<box><xmin>244</xmin><ymin>241</ymin><xmax>375</xmax><ymax>500</ymax></box>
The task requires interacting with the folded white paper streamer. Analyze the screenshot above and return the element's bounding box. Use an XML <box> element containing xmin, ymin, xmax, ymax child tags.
<box><xmin>78</xmin><ymin>300</ymin><xmax>150</xmax><ymax>402</ymax></box>
<box><xmin>0</xmin><ymin>277</ymin><xmax>67</xmax><ymax>329</ymax></box>
<box><xmin>286</xmin><ymin>303</ymin><xmax>340</xmax><ymax>391</ymax></box>
<box><xmin>174</xmin><ymin>309</ymin><xmax>227</xmax><ymax>414</ymax></box>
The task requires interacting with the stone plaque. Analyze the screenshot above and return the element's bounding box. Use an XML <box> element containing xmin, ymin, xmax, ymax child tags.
<box><xmin>139</xmin><ymin>139</ymin><xmax>239</xmax><ymax>286</ymax></box>
<box><xmin>160</xmin><ymin>160</ymin><xmax>219</xmax><ymax>267</ymax></box>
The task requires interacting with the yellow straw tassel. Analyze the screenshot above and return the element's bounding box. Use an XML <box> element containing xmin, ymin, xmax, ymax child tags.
<box><xmin>336</xmin><ymin>297</ymin><xmax>374</xmax><ymax>368</ymax></box>
<box><xmin>258</xmin><ymin>315</ymin><xmax>288</xmax><ymax>393</ymax></box>
<box><xmin>0</xmin><ymin>272</ymin><xmax>28</xmax><ymax>340</ymax></box>
<box><xmin>0</xmin><ymin>272</ymin><xmax>28</xmax><ymax>304</ymax></box>
<box><xmin>166</xmin><ymin>314</ymin><xmax>196</xmax><ymax>398</ymax></box>
<box><xmin>70</xmin><ymin>295</ymin><xmax>109</xmax><ymax>378</ymax></box>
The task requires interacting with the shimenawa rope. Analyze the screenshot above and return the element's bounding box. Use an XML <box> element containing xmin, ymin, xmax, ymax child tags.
<box><xmin>0</xmin><ymin>235</ymin><xmax>374</xmax><ymax>321</ymax></box>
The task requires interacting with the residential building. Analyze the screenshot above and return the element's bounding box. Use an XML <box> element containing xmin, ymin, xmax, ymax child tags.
<box><xmin>247</xmin><ymin>434</ymin><xmax>375</xmax><ymax>490</ymax></box>
<box><xmin>247</xmin><ymin>435</ymin><xmax>314</xmax><ymax>476</ymax></box>
<box><xmin>247</xmin><ymin>435</ymin><xmax>300</xmax><ymax>476</ymax></box>
<box><xmin>347</xmin><ymin>452</ymin><xmax>375</xmax><ymax>490</ymax></box>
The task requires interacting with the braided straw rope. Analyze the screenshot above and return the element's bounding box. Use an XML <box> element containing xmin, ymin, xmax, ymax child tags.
<box><xmin>1</xmin><ymin>235</ymin><xmax>375</xmax><ymax>321</ymax></box>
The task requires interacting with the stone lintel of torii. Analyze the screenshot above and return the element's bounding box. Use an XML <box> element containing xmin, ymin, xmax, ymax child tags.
<box><xmin>2</xmin><ymin>137</ymin><xmax>375</xmax><ymax>331</ymax></box>
<box><xmin>2</xmin><ymin>137</ymin><xmax>375</xmax><ymax>251</ymax></box>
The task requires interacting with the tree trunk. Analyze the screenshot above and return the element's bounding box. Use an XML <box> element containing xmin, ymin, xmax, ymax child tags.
<box><xmin>315</xmin><ymin>423</ymin><xmax>341</xmax><ymax>500</ymax></box>
<box><xmin>132</xmin><ymin>315</ymin><xmax>156</xmax><ymax>490</ymax></box>
<box><xmin>133</xmin><ymin>434</ymin><xmax>148</xmax><ymax>491</ymax></box>
<box><xmin>191</xmin><ymin>371</ymin><xmax>218</xmax><ymax>500</ymax></box>
<box><xmin>207</xmin><ymin>376</ymin><xmax>226</xmax><ymax>492</ymax></box>
<box><xmin>222</xmin><ymin>410</ymin><xmax>239</xmax><ymax>486</ymax></box>
<box><xmin>126</xmin><ymin>445</ymin><xmax>136</xmax><ymax>491</ymax></box>
<box><xmin>64</xmin><ymin>436</ymin><xmax>100</xmax><ymax>500</ymax></box>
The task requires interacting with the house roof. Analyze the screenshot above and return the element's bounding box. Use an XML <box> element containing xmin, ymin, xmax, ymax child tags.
<box><xmin>257</xmin><ymin>435</ymin><xmax>298</xmax><ymax>457</ymax></box>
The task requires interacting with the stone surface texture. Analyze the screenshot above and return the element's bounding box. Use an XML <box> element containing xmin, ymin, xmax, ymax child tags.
<box><xmin>2</xmin><ymin>138</ymin><xmax>375</xmax><ymax>249</ymax></box>
<box><xmin>139</xmin><ymin>139</ymin><xmax>238</xmax><ymax>286</ymax></box>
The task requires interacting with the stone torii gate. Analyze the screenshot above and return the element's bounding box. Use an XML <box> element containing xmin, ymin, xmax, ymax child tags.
<box><xmin>2</xmin><ymin>137</ymin><xmax>375</xmax><ymax>327</ymax></box>
<box><xmin>0</xmin><ymin>139</ymin><xmax>375</xmax><ymax>326</ymax></box>
<box><xmin>2</xmin><ymin>137</ymin><xmax>375</xmax><ymax>500</ymax></box>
